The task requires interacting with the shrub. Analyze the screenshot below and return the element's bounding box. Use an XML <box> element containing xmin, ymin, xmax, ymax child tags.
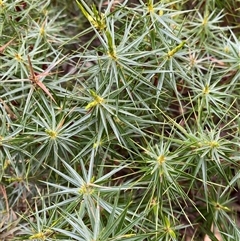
<box><xmin>0</xmin><ymin>0</ymin><xmax>240</xmax><ymax>240</ymax></box>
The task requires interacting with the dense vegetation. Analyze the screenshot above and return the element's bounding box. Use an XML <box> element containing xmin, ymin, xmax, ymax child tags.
<box><xmin>0</xmin><ymin>0</ymin><xmax>240</xmax><ymax>240</ymax></box>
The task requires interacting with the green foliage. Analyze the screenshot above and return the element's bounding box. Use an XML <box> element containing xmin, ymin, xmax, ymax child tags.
<box><xmin>0</xmin><ymin>0</ymin><xmax>240</xmax><ymax>240</ymax></box>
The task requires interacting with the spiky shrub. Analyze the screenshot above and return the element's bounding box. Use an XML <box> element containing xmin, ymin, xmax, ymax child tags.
<box><xmin>0</xmin><ymin>0</ymin><xmax>240</xmax><ymax>240</ymax></box>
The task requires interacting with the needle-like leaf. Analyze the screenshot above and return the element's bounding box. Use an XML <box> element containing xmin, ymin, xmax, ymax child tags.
<box><xmin>0</xmin><ymin>38</ymin><xmax>15</xmax><ymax>53</ymax></box>
<box><xmin>27</xmin><ymin>55</ymin><xmax>66</xmax><ymax>104</ymax></box>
